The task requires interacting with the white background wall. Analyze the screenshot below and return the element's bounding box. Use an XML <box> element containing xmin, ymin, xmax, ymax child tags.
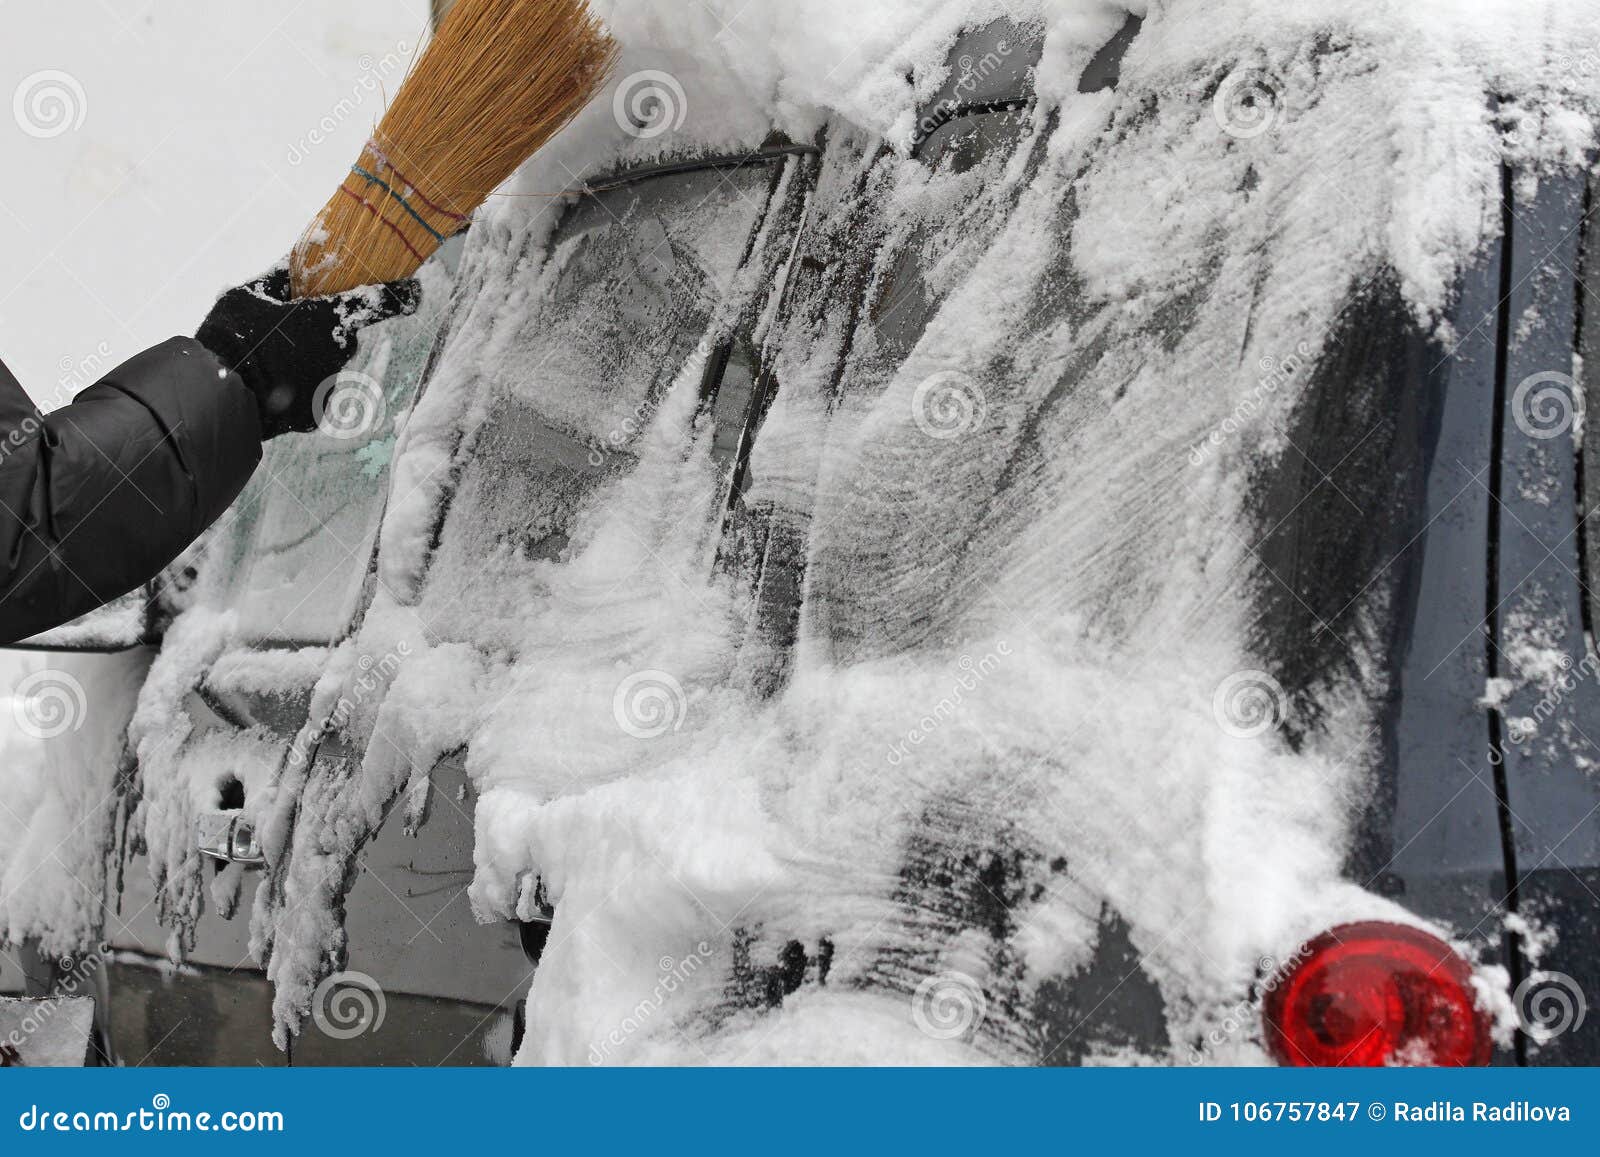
<box><xmin>0</xmin><ymin>1</ymin><xmax>428</xmax><ymax>398</ymax></box>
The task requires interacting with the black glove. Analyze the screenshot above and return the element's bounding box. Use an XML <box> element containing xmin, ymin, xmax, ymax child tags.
<box><xmin>196</xmin><ymin>266</ymin><xmax>420</xmax><ymax>439</ymax></box>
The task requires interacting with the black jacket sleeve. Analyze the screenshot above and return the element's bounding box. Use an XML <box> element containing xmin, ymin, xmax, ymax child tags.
<box><xmin>0</xmin><ymin>338</ymin><xmax>262</xmax><ymax>645</ymax></box>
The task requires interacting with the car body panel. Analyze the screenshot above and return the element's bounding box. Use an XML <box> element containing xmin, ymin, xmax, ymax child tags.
<box><xmin>1494</xmin><ymin>166</ymin><xmax>1600</xmax><ymax>1065</ymax></box>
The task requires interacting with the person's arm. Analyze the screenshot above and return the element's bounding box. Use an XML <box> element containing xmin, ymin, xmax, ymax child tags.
<box><xmin>0</xmin><ymin>267</ymin><xmax>419</xmax><ymax>646</ymax></box>
<box><xmin>0</xmin><ymin>340</ymin><xmax>261</xmax><ymax>644</ymax></box>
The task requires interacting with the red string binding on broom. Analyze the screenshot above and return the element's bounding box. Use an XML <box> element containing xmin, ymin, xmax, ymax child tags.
<box><xmin>365</xmin><ymin>138</ymin><xmax>471</xmax><ymax>224</ymax></box>
<box><xmin>335</xmin><ymin>184</ymin><xmax>427</xmax><ymax>265</ymax></box>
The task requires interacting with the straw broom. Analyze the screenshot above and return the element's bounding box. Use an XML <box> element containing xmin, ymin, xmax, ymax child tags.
<box><xmin>290</xmin><ymin>0</ymin><xmax>617</xmax><ymax>298</ymax></box>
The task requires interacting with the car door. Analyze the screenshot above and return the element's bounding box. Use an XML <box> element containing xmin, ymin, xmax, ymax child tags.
<box><xmin>197</xmin><ymin>141</ymin><xmax>820</xmax><ymax>1057</ymax></box>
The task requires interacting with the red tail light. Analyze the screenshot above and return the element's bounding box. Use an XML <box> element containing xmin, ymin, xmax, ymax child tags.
<box><xmin>1262</xmin><ymin>921</ymin><xmax>1491</xmax><ymax>1066</ymax></box>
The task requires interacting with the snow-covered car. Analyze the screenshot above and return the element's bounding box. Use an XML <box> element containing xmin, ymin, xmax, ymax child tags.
<box><xmin>4</xmin><ymin>7</ymin><xmax>1598</xmax><ymax>1066</ymax></box>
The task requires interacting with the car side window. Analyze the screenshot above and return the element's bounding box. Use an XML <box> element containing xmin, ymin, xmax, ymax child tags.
<box><xmin>412</xmin><ymin>165</ymin><xmax>781</xmax><ymax>648</ymax></box>
<box><xmin>181</xmin><ymin>279</ymin><xmax>458</xmax><ymax>647</ymax></box>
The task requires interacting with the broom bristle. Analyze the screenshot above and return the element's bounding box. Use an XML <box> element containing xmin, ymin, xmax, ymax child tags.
<box><xmin>290</xmin><ymin>0</ymin><xmax>617</xmax><ymax>297</ymax></box>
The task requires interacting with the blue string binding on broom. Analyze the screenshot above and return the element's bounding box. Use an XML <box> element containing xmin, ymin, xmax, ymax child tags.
<box><xmin>347</xmin><ymin>164</ymin><xmax>450</xmax><ymax>246</ymax></box>
<box><xmin>358</xmin><ymin>138</ymin><xmax>472</xmax><ymax>234</ymax></box>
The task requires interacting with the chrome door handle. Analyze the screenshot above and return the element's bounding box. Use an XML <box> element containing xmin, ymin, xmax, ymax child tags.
<box><xmin>195</xmin><ymin>811</ymin><xmax>265</xmax><ymax>868</ymax></box>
